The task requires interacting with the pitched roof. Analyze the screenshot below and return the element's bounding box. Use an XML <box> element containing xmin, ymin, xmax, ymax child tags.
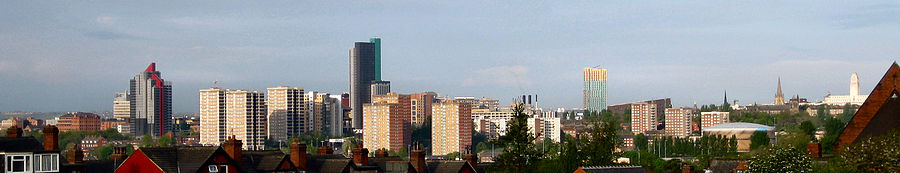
<box><xmin>139</xmin><ymin>146</ymin><xmax>222</xmax><ymax>173</ymax></box>
<box><xmin>242</xmin><ymin>150</ymin><xmax>292</xmax><ymax>172</ymax></box>
<box><xmin>836</xmin><ymin>63</ymin><xmax>900</xmax><ymax>150</ymax></box>
<box><xmin>0</xmin><ymin>137</ymin><xmax>46</xmax><ymax>152</ymax></box>
<box><xmin>426</xmin><ymin>160</ymin><xmax>476</xmax><ymax>173</ymax></box>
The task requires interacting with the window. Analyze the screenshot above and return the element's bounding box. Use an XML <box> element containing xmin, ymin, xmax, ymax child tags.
<box><xmin>5</xmin><ymin>154</ymin><xmax>31</xmax><ymax>173</ymax></box>
<box><xmin>33</xmin><ymin>154</ymin><xmax>58</xmax><ymax>172</ymax></box>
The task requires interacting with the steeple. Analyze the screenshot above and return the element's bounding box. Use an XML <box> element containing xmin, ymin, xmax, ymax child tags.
<box><xmin>724</xmin><ymin>90</ymin><xmax>728</xmax><ymax>106</ymax></box>
<box><xmin>775</xmin><ymin>77</ymin><xmax>785</xmax><ymax>105</ymax></box>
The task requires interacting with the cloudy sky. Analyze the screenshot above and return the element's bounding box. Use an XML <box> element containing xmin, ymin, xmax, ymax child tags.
<box><xmin>1</xmin><ymin>1</ymin><xmax>898</xmax><ymax>112</ymax></box>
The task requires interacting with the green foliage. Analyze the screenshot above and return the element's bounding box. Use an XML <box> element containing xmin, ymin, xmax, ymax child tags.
<box><xmin>538</xmin><ymin>135</ymin><xmax>582</xmax><ymax>173</ymax></box>
<box><xmin>839</xmin><ymin>130</ymin><xmax>900</xmax><ymax>172</ymax></box>
<box><xmin>157</xmin><ymin>135</ymin><xmax>175</xmax><ymax>147</ymax></box>
<box><xmin>798</xmin><ymin>121</ymin><xmax>816</xmax><ymax>137</ymax></box>
<box><xmin>731</xmin><ymin>112</ymin><xmax>775</xmax><ymax>126</ymax></box>
<box><xmin>634</xmin><ymin>134</ymin><xmax>648</xmax><ymax>151</ymax></box>
<box><xmin>581</xmin><ymin>117</ymin><xmax>620</xmax><ymax>166</ymax></box>
<box><xmin>443</xmin><ymin>152</ymin><xmax>460</xmax><ymax>160</ymax></box>
<box><xmin>93</xmin><ymin>144</ymin><xmax>114</xmax><ymax>160</ymax></box>
<box><xmin>55</xmin><ymin>129</ymin><xmax>132</xmax><ymax>150</ymax></box>
<box><xmin>750</xmin><ymin>131</ymin><xmax>770</xmax><ymax>150</ymax></box>
<box><xmin>411</xmin><ymin>124</ymin><xmax>432</xmax><ymax>149</ymax></box>
<box><xmin>747</xmin><ymin>147</ymin><xmax>813</xmax><ymax>173</ymax></box>
<box><xmin>140</xmin><ymin>134</ymin><xmax>155</xmax><ymax>147</ymax></box>
<box><xmin>819</xmin><ymin>117</ymin><xmax>845</xmax><ymax>154</ymax></box>
<box><xmin>493</xmin><ymin>103</ymin><xmax>542</xmax><ymax>172</ymax></box>
<box><xmin>475</xmin><ymin>142</ymin><xmax>489</xmax><ymax>153</ymax></box>
<box><xmin>647</xmin><ymin>135</ymin><xmax>736</xmax><ymax>158</ymax></box>
<box><xmin>776</xmin><ymin>129</ymin><xmax>812</xmax><ymax>151</ymax></box>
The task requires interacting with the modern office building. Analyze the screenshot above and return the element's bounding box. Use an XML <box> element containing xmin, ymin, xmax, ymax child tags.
<box><xmin>701</xmin><ymin>111</ymin><xmax>730</xmax><ymax>129</ymax></box>
<box><xmin>266</xmin><ymin>86</ymin><xmax>306</xmax><ymax>142</ymax></box>
<box><xmin>113</xmin><ymin>92</ymin><xmax>130</xmax><ymax>120</ymax></box>
<box><xmin>129</xmin><ymin>63</ymin><xmax>172</xmax><ymax>137</ymax></box>
<box><xmin>199</xmin><ymin>88</ymin><xmax>227</xmax><ymax>146</ymax></box>
<box><xmin>308</xmin><ymin>91</ymin><xmax>336</xmax><ymax>133</ymax></box>
<box><xmin>630</xmin><ymin>102</ymin><xmax>657</xmax><ymax>135</ymax></box>
<box><xmin>823</xmin><ymin>73</ymin><xmax>870</xmax><ymax>106</ymax></box>
<box><xmin>363</xmin><ymin>92</ymin><xmax>411</xmax><ymax>151</ymax></box>
<box><xmin>431</xmin><ymin>100</ymin><xmax>473</xmax><ymax>156</ymax></box>
<box><xmin>225</xmin><ymin>90</ymin><xmax>267</xmax><ymax>150</ymax></box>
<box><xmin>56</xmin><ymin>112</ymin><xmax>101</xmax><ymax>132</ymax></box>
<box><xmin>350</xmin><ymin>37</ymin><xmax>381</xmax><ymax>129</ymax></box>
<box><xmin>664</xmin><ymin>108</ymin><xmax>692</xmax><ymax>137</ymax></box>
<box><xmin>583</xmin><ymin>68</ymin><xmax>608</xmax><ymax>111</ymax></box>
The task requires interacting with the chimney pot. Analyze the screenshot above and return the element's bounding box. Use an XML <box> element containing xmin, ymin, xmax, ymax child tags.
<box><xmin>223</xmin><ymin>136</ymin><xmax>243</xmax><ymax>165</ymax></box>
<box><xmin>43</xmin><ymin>125</ymin><xmax>59</xmax><ymax>151</ymax></box>
<box><xmin>290</xmin><ymin>139</ymin><xmax>307</xmax><ymax>170</ymax></box>
<box><xmin>6</xmin><ymin>125</ymin><xmax>22</xmax><ymax>138</ymax></box>
<box><xmin>352</xmin><ymin>145</ymin><xmax>369</xmax><ymax>166</ymax></box>
<box><xmin>410</xmin><ymin>143</ymin><xmax>426</xmax><ymax>173</ymax></box>
<box><xmin>67</xmin><ymin>144</ymin><xmax>84</xmax><ymax>164</ymax></box>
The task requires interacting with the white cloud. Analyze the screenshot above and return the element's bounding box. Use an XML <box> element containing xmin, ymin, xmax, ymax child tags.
<box><xmin>461</xmin><ymin>65</ymin><xmax>532</xmax><ymax>87</ymax></box>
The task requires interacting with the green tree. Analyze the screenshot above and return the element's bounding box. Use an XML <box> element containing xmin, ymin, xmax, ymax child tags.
<box><xmin>747</xmin><ymin>147</ymin><xmax>813</xmax><ymax>172</ymax></box>
<box><xmin>840</xmin><ymin>130</ymin><xmax>900</xmax><ymax>172</ymax></box>
<box><xmin>798</xmin><ymin>121</ymin><xmax>816</xmax><ymax>138</ymax></box>
<box><xmin>750</xmin><ymin>131</ymin><xmax>770</xmax><ymax>150</ymax></box>
<box><xmin>158</xmin><ymin>135</ymin><xmax>175</xmax><ymax>147</ymax></box>
<box><xmin>140</xmin><ymin>134</ymin><xmax>155</xmax><ymax>147</ymax></box>
<box><xmin>93</xmin><ymin>144</ymin><xmax>114</xmax><ymax>160</ymax></box>
<box><xmin>581</xmin><ymin>115</ymin><xmax>620</xmax><ymax>166</ymax></box>
<box><xmin>443</xmin><ymin>152</ymin><xmax>460</xmax><ymax>160</ymax></box>
<box><xmin>634</xmin><ymin>133</ymin><xmax>648</xmax><ymax>151</ymax></box>
<box><xmin>493</xmin><ymin>103</ymin><xmax>542</xmax><ymax>172</ymax></box>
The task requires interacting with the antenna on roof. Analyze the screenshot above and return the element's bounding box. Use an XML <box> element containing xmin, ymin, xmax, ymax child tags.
<box><xmin>592</xmin><ymin>65</ymin><xmax>602</xmax><ymax>68</ymax></box>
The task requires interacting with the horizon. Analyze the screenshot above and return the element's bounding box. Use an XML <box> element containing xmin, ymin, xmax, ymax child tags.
<box><xmin>1</xmin><ymin>1</ymin><xmax>898</xmax><ymax>112</ymax></box>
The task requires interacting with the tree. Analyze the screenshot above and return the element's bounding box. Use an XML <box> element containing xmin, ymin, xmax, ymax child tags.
<box><xmin>729</xmin><ymin>135</ymin><xmax>738</xmax><ymax>155</ymax></box>
<box><xmin>634</xmin><ymin>133</ymin><xmax>649</xmax><ymax>151</ymax></box>
<box><xmin>798</xmin><ymin>121</ymin><xmax>816</xmax><ymax>138</ymax></box>
<box><xmin>140</xmin><ymin>134</ymin><xmax>155</xmax><ymax>147</ymax></box>
<box><xmin>493</xmin><ymin>103</ymin><xmax>542</xmax><ymax>172</ymax></box>
<box><xmin>748</xmin><ymin>147</ymin><xmax>813</xmax><ymax>172</ymax></box>
<box><xmin>443</xmin><ymin>152</ymin><xmax>461</xmax><ymax>160</ymax></box>
<box><xmin>840</xmin><ymin>130</ymin><xmax>900</xmax><ymax>172</ymax></box>
<box><xmin>158</xmin><ymin>135</ymin><xmax>175</xmax><ymax>147</ymax></box>
<box><xmin>581</xmin><ymin>115</ymin><xmax>620</xmax><ymax>166</ymax></box>
<box><xmin>750</xmin><ymin>131</ymin><xmax>770</xmax><ymax>150</ymax></box>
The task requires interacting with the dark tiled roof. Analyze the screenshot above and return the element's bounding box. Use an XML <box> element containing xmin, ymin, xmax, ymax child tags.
<box><xmin>242</xmin><ymin>150</ymin><xmax>291</xmax><ymax>172</ymax></box>
<box><xmin>0</xmin><ymin>137</ymin><xmax>45</xmax><ymax>152</ymax></box>
<box><xmin>82</xmin><ymin>160</ymin><xmax>120</xmax><ymax>173</ymax></box>
<box><xmin>139</xmin><ymin>146</ymin><xmax>221</xmax><ymax>173</ymax></box>
<box><xmin>707</xmin><ymin>159</ymin><xmax>746</xmax><ymax>173</ymax></box>
<box><xmin>426</xmin><ymin>160</ymin><xmax>475</xmax><ymax>173</ymax></box>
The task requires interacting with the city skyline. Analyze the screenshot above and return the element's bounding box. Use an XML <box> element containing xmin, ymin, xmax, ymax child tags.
<box><xmin>1</xmin><ymin>1</ymin><xmax>898</xmax><ymax>113</ymax></box>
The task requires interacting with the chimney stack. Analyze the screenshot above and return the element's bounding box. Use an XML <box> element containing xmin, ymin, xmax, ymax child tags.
<box><xmin>223</xmin><ymin>136</ymin><xmax>243</xmax><ymax>165</ymax></box>
<box><xmin>6</xmin><ymin>125</ymin><xmax>22</xmax><ymax>137</ymax></box>
<box><xmin>462</xmin><ymin>146</ymin><xmax>477</xmax><ymax>168</ymax></box>
<box><xmin>410</xmin><ymin>142</ymin><xmax>426</xmax><ymax>173</ymax></box>
<box><xmin>67</xmin><ymin>144</ymin><xmax>84</xmax><ymax>164</ymax></box>
<box><xmin>806</xmin><ymin>142</ymin><xmax>822</xmax><ymax>158</ymax></box>
<box><xmin>290</xmin><ymin>139</ymin><xmax>307</xmax><ymax>170</ymax></box>
<box><xmin>317</xmin><ymin>145</ymin><xmax>334</xmax><ymax>155</ymax></box>
<box><xmin>351</xmin><ymin>145</ymin><xmax>369</xmax><ymax>166</ymax></box>
<box><xmin>43</xmin><ymin>125</ymin><xmax>59</xmax><ymax>151</ymax></box>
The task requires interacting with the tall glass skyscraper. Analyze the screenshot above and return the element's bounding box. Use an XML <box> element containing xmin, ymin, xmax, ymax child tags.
<box><xmin>583</xmin><ymin>68</ymin><xmax>608</xmax><ymax>111</ymax></box>
<box><xmin>350</xmin><ymin>37</ymin><xmax>381</xmax><ymax>129</ymax></box>
<box><xmin>130</xmin><ymin>63</ymin><xmax>172</xmax><ymax>137</ymax></box>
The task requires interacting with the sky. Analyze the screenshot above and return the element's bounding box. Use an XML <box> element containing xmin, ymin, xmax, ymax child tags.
<box><xmin>1</xmin><ymin>1</ymin><xmax>899</xmax><ymax>113</ymax></box>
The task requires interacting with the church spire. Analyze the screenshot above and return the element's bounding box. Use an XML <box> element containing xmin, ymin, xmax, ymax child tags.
<box><xmin>724</xmin><ymin>90</ymin><xmax>728</xmax><ymax>106</ymax></box>
<box><xmin>775</xmin><ymin>77</ymin><xmax>785</xmax><ymax>105</ymax></box>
